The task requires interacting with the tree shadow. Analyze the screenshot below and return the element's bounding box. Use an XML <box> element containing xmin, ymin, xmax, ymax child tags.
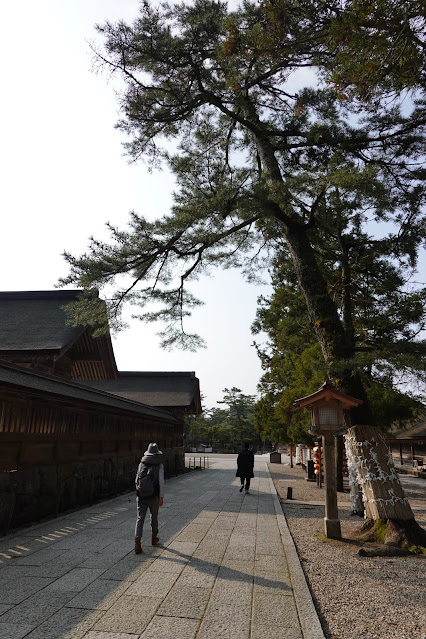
<box><xmin>156</xmin><ymin>544</ymin><xmax>292</xmax><ymax>592</ymax></box>
<box><xmin>0</xmin><ymin>459</ymin><xmax>295</xmax><ymax>638</ymax></box>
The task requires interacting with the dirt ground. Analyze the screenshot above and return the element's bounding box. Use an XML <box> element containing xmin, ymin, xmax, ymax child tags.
<box><xmin>269</xmin><ymin>461</ymin><xmax>426</xmax><ymax>639</ymax></box>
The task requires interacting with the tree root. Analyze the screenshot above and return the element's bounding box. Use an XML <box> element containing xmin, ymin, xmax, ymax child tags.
<box><xmin>355</xmin><ymin>519</ymin><xmax>426</xmax><ymax>557</ymax></box>
<box><xmin>358</xmin><ymin>546</ymin><xmax>412</xmax><ymax>557</ymax></box>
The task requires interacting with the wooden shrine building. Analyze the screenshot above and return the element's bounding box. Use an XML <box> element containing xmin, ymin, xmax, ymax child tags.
<box><xmin>386</xmin><ymin>420</ymin><xmax>426</xmax><ymax>470</ymax></box>
<box><xmin>0</xmin><ymin>290</ymin><xmax>202</xmax><ymax>532</ymax></box>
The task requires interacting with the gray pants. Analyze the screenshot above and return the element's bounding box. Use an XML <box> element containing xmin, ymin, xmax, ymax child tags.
<box><xmin>135</xmin><ymin>496</ymin><xmax>160</xmax><ymax>538</ymax></box>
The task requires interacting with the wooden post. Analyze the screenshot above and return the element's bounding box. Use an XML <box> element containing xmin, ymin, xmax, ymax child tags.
<box><xmin>322</xmin><ymin>433</ymin><xmax>341</xmax><ymax>539</ymax></box>
<box><xmin>399</xmin><ymin>443</ymin><xmax>403</xmax><ymax>466</ymax></box>
<box><xmin>290</xmin><ymin>445</ymin><xmax>294</xmax><ymax>468</ymax></box>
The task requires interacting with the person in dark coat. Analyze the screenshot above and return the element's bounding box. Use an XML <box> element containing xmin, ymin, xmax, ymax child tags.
<box><xmin>134</xmin><ymin>442</ymin><xmax>164</xmax><ymax>554</ymax></box>
<box><xmin>236</xmin><ymin>442</ymin><xmax>255</xmax><ymax>493</ymax></box>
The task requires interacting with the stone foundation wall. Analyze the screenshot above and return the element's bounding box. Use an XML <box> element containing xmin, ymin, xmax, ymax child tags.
<box><xmin>0</xmin><ymin>448</ymin><xmax>185</xmax><ymax>535</ymax></box>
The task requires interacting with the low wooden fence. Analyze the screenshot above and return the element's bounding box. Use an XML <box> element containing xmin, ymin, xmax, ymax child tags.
<box><xmin>387</xmin><ymin>438</ymin><xmax>426</xmax><ymax>470</ymax></box>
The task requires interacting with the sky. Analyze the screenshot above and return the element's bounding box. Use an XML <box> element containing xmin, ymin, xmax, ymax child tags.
<box><xmin>2</xmin><ymin>1</ymin><xmax>424</xmax><ymax>410</ymax></box>
<box><xmin>0</xmin><ymin>0</ymin><xmax>272</xmax><ymax>409</ymax></box>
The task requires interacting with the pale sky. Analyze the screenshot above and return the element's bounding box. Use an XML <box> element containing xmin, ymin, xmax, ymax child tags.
<box><xmin>0</xmin><ymin>0</ymin><xmax>273</xmax><ymax>409</ymax></box>
<box><xmin>3</xmin><ymin>2</ymin><xmax>423</xmax><ymax>409</ymax></box>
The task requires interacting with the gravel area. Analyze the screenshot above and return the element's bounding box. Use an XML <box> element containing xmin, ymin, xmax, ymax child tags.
<box><xmin>268</xmin><ymin>461</ymin><xmax>426</xmax><ymax>639</ymax></box>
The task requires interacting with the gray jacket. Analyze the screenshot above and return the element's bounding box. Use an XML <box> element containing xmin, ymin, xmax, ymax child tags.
<box><xmin>135</xmin><ymin>461</ymin><xmax>165</xmax><ymax>498</ymax></box>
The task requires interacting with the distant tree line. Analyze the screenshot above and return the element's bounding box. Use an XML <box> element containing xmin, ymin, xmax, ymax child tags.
<box><xmin>184</xmin><ymin>387</ymin><xmax>268</xmax><ymax>453</ymax></box>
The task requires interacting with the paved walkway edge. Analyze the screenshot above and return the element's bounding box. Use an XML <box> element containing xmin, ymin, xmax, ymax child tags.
<box><xmin>268</xmin><ymin>475</ymin><xmax>326</xmax><ymax>639</ymax></box>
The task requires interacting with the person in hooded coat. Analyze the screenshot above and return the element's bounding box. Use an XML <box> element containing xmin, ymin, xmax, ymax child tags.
<box><xmin>134</xmin><ymin>442</ymin><xmax>164</xmax><ymax>554</ymax></box>
<box><xmin>236</xmin><ymin>442</ymin><xmax>255</xmax><ymax>493</ymax></box>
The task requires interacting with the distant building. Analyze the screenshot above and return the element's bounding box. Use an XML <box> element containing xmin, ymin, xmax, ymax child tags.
<box><xmin>195</xmin><ymin>444</ymin><xmax>213</xmax><ymax>453</ymax></box>
<box><xmin>386</xmin><ymin>419</ymin><xmax>426</xmax><ymax>469</ymax></box>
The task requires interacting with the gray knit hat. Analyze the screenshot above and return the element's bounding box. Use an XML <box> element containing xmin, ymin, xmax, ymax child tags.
<box><xmin>144</xmin><ymin>442</ymin><xmax>162</xmax><ymax>456</ymax></box>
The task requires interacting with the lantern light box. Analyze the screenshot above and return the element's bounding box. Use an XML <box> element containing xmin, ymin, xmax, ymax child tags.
<box><xmin>294</xmin><ymin>380</ymin><xmax>362</xmax><ymax>435</ymax></box>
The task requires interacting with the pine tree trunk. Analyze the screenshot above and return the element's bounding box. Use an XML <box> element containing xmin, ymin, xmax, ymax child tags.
<box><xmin>346</xmin><ymin>425</ymin><xmax>414</xmax><ymax>520</ymax></box>
<box><xmin>335</xmin><ymin>435</ymin><xmax>344</xmax><ymax>492</ymax></box>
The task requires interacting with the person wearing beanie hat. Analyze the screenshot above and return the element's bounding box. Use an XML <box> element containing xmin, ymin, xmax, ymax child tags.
<box><xmin>134</xmin><ymin>443</ymin><xmax>165</xmax><ymax>554</ymax></box>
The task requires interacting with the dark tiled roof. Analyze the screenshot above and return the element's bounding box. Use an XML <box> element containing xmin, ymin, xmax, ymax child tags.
<box><xmin>0</xmin><ymin>361</ymin><xmax>178</xmax><ymax>422</ymax></box>
<box><xmin>391</xmin><ymin>421</ymin><xmax>426</xmax><ymax>438</ymax></box>
<box><xmin>81</xmin><ymin>372</ymin><xmax>202</xmax><ymax>412</ymax></box>
<box><xmin>0</xmin><ymin>290</ymin><xmax>83</xmax><ymax>352</ymax></box>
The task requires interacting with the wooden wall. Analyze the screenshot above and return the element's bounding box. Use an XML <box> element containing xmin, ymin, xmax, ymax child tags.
<box><xmin>0</xmin><ymin>385</ymin><xmax>185</xmax><ymax>533</ymax></box>
<box><xmin>0</xmin><ymin>387</ymin><xmax>183</xmax><ymax>471</ymax></box>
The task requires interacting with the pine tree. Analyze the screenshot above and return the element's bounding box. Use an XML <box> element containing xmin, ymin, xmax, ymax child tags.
<box><xmin>61</xmin><ymin>1</ymin><xmax>426</xmax><ymax>546</ymax></box>
<box><xmin>325</xmin><ymin>0</ymin><xmax>426</xmax><ymax>104</ymax></box>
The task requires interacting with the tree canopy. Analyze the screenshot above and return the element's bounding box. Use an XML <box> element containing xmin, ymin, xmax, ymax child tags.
<box><xmin>325</xmin><ymin>0</ymin><xmax>426</xmax><ymax>103</ymax></box>
<box><xmin>61</xmin><ymin>0</ymin><xmax>426</xmax><ymax>424</ymax></box>
<box><xmin>253</xmin><ymin>250</ymin><xmax>425</xmax><ymax>445</ymax></box>
<box><xmin>185</xmin><ymin>387</ymin><xmax>259</xmax><ymax>451</ymax></box>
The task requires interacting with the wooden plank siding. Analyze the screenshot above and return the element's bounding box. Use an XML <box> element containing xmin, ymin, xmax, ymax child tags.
<box><xmin>0</xmin><ymin>386</ymin><xmax>181</xmax><ymax>472</ymax></box>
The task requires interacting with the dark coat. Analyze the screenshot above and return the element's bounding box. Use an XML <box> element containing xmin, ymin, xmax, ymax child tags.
<box><xmin>236</xmin><ymin>448</ymin><xmax>254</xmax><ymax>478</ymax></box>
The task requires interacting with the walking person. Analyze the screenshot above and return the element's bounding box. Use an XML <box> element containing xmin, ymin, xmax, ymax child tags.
<box><xmin>236</xmin><ymin>442</ymin><xmax>255</xmax><ymax>493</ymax></box>
<box><xmin>134</xmin><ymin>442</ymin><xmax>164</xmax><ymax>554</ymax></box>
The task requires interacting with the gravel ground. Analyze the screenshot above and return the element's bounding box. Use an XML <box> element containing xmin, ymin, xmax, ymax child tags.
<box><xmin>268</xmin><ymin>461</ymin><xmax>426</xmax><ymax>639</ymax></box>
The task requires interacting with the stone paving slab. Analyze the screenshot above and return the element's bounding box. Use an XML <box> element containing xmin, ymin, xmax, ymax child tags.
<box><xmin>78</xmin><ymin>549</ymin><xmax>130</xmax><ymax>570</ymax></box>
<box><xmin>252</xmin><ymin>591</ymin><xmax>300</xmax><ymax>625</ymax></box>
<box><xmin>192</xmin><ymin>553</ymin><xmax>226</xmax><ymax>566</ymax></box>
<box><xmin>184</xmin><ymin>558</ymin><xmax>221</xmax><ymax>576</ymax></box>
<box><xmin>177</xmin><ymin>570</ymin><xmax>216</xmax><ymax>589</ymax></box>
<box><xmin>93</xmin><ymin>555</ymin><xmax>155</xmax><ymax>582</ymax></box>
<box><xmin>140</xmin><ymin>615</ymin><xmax>200</xmax><ymax>639</ymax></box>
<box><xmin>85</xmin><ymin>633</ymin><xmax>140</xmax><ymax>639</ymax></box>
<box><xmin>44</xmin><ymin>567</ymin><xmax>105</xmax><ymax>593</ymax></box>
<box><xmin>148</xmin><ymin>554</ymin><xmax>189</xmax><ymax>574</ymax></box>
<box><xmin>209</xmin><ymin>579</ymin><xmax>252</xmax><ymax>605</ymax></box>
<box><xmin>197</xmin><ymin>604</ymin><xmax>251</xmax><ymax>639</ymax></box>
<box><xmin>166</xmin><ymin>539</ymin><xmax>200</xmax><ymax>556</ymax></box>
<box><xmin>92</xmin><ymin>595</ymin><xmax>162</xmax><ymax>634</ymax></box>
<box><xmin>255</xmin><ymin>542</ymin><xmax>284</xmax><ymax>555</ymax></box>
<box><xmin>0</xmin><ymin>591</ymin><xmax>76</xmax><ymax>625</ymax></box>
<box><xmin>251</xmin><ymin>627</ymin><xmax>303</xmax><ymax>639</ymax></box>
<box><xmin>0</xmin><ymin>621</ymin><xmax>36</xmax><ymax>639</ymax></box>
<box><xmin>254</xmin><ymin>554</ymin><xmax>288</xmax><ymax>573</ymax></box>
<box><xmin>253</xmin><ymin>571</ymin><xmax>293</xmax><ymax>593</ymax></box>
<box><xmin>11</xmin><ymin>547</ymin><xmax>65</xmax><ymax>567</ymax></box>
<box><xmin>24</xmin><ymin>607</ymin><xmax>103</xmax><ymax>639</ymax></box>
<box><xmin>65</xmin><ymin>579</ymin><xmax>131</xmax><ymax>610</ymax></box>
<box><xmin>0</xmin><ymin>457</ymin><xmax>325</xmax><ymax>639</ymax></box>
<box><xmin>217</xmin><ymin>564</ymin><xmax>253</xmax><ymax>583</ymax></box>
<box><xmin>0</xmin><ymin>575</ymin><xmax>54</xmax><ymax>605</ymax></box>
<box><xmin>159</xmin><ymin>583</ymin><xmax>211</xmax><ymax>618</ymax></box>
<box><xmin>125</xmin><ymin>571</ymin><xmax>179</xmax><ymax>598</ymax></box>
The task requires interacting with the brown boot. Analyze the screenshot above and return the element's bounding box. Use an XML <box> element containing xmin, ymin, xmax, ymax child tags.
<box><xmin>134</xmin><ymin>537</ymin><xmax>142</xmax><ymax>554</ymax></box>
<box><xmin>152</xmin><ymin>533</ymin><xmax>159</xmax><ymax>546</ymax></box>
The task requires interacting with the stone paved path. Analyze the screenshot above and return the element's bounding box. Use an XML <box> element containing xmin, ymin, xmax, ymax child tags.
<box><xmin>0</xmin><ymin>456</ymin><xmax>324</xmax><ymax>639</ymax></box>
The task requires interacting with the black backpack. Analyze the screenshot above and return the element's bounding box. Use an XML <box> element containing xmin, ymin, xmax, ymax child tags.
<box><xmin>136</xmin><ymin>463</ymin><xmax>159</xmax><ymax>498</ymax></box>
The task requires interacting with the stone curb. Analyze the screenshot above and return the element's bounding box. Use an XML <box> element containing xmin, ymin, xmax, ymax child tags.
<box><xmin>268</xmin><ymin>476</ymin><xmax>326</xmax><ymax>639</ymax></box>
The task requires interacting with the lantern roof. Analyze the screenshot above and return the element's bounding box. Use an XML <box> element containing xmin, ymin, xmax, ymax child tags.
<box><xmin>294</xmin><ymin>379</ymin><xmax>362</xmax><ymax>410</ymax></box>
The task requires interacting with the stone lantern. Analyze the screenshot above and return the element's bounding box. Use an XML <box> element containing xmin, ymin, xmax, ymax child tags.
<box><xmin>294</xmin><ymin>380</ymin><xmax>362</xmax><ymax>539</ymax></box>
